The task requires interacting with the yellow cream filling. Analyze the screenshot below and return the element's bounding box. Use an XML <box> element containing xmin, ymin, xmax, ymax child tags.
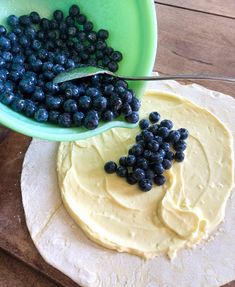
<box><xmin>57</xmin><ymin>91</ymin><xmax>234</xmax><ymax>259</ymax></box>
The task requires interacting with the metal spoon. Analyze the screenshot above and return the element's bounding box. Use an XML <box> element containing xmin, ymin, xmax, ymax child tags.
<box><xmin>53</xmin><ymin>66</ymin><xmax>235</xmax><ymax>84</ymax></box>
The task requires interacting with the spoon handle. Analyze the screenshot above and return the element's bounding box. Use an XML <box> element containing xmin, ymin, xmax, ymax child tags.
<box><xmin>119</xmin><ymin>74</ymin><xmax>235</xmax><ymax>83</ymax></box>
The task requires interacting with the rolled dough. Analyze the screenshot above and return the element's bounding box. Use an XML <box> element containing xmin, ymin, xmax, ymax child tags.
<box><xmin>21</xmin><ymin>80</ymin><xmax>235</xmax><ymax>287</ymax></box>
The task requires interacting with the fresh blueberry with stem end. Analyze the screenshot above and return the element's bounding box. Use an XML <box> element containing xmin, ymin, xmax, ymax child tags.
<box><xmin>121</xmin><ymin>103</ymin><xmax>132</xmax><ymax>116</ymax></box>
<box><xmin>0</xmin><ymin>92</ymin><xmax>15</xmax><ymax>105</ymax></box>
<box><xmin>11</xmin><ymin>98</ymin><xmax>25</xmax><ymax>112</ymax></box>
<box><xmin>126</xmin><ymin>173</ymin><xmax>137</xmax><ymax>185</ymax></box>
<box><xmin>162</xmin><ymin>159</ymin><xmax>172</xmax><ymax>170</ymax></box>
<box><xmin>125</xmin><ymin>112</ymin><xmax>139</xmax><ymax>124</ymax></box>
<box><xmin>73</xmin><ymin>112</ymin><xmax>84</xmax><ymax>127</ymax></box>
<box><xmin>135</xmin><ymin>158</ymin><xmax>148</xmax><ymax>170</ymax></box>
<box><xmin>32</xmin><ymin>87</ymin><xmax>45</xmax><ymax>101</ymax></box>
<box><xmin>126</xmin><ymin>155</ymin><xmax>136</xmax><ymax>167</ymax></box>
<box><xmin>52</xmin><ymin>64</ymin><xmax>64</xmax><ymax>75</ymax></box>
<box><xmin>104</xmin><ymin>47</ymin><xmax>114</xmax><ymax>56</ymax></box>
<box><xmin>175</xmin><ymin>151</ymin><xmax>185</xmax><ymax>162</ymax></box>
<box><xmin>131</xmin><ymin>144</ymin><xmax>144</xmax><ymax>156</ymax></box>
<box><xmin>133</xmin><ymin>168</ymin><xmax>145</xmax><ymax>181</ymax></box>
<box><xmin>160</xmin><ymin>119</ymin><xmax>173</xmax><ymax>130</ymax></box>
<box><xmin>67</xmin><ymin>26</ymin><xmax>77</xmax><ymax>37</ymax></box>
<box><xmin>154</xmin><ymin>175</ymin><xmax>166</xmax><ymax>186</ymax></box>
<box><xmin>30</xmin><ymin>11</ymin><xmax>40</xmax><ymax>24</ymax></box>
<box><xmin>108</xmin><ymin>61</ymin><xmax>118</xmax><ymax>72</ymax></box>
<box><xmin>142</xmin><ymin>130</ymin><xmax>154</xmax><ymax>142</ymax></box>
<box><xmin>19</xmin><ymin>15</ymin><xmax>31</xmax><ymax>26</ymax></box>
<box><xmin>0</xmin><ymin>25</ymin><xmax>6</xmax><ymax>35</ymax></box>
<box><xmin>161</xmin><ymin>142</ymin><xmax>170</xmax><ymax>151</ymax></box>
<box><xmin>130</xmin><ymin>97</ymin><xmax>141</xmax><ymax>112</ymax></box>
<box><xmin>101</xmin><ymin>110</ymin><xmax>114</xmax><ymax>122</ymax></box>
<box><xmin>104</xmin><ymin>161</ymin><xmax>117</xmax><ymax>174</ymax></box>
<box><xmin>58</xmin><ymin>113</ymin><xmax>72</xmax><ymax>128</ymax></box>
<box><xmin>0</xmin><ymin>36</ymin><xmax>11</xmax><ymax>51</ymax></box>
<box><xmin>97</xmin><ymin>29</ymin><xmax>109</xmax><ymax>40</ymax></box>
<box><xmin>119</xmin><ymin>156</ymin><xmax>127</xmax><ymax>167</ymax></box>
<box><xmin>139</xmin><ymin>119</ymin><xmax>149</xmax><ymax>130</ymax></box>
<box><xmin>152</xmin><ymin>163</ymin><xmax>164</xmax><ymax>175</ymax></box>
<box><xmin>93</xmin><ymin>97</ymin><xmax>107</xmax><ymax>111</ymax></box>
<box><xmin>178</xmin><ymin>128</ymin><xmax>189</xmax><ymax>140</ymax></box>
<box><xmin>7</xmin><ymin>15</ymin><xmax>19</xmax><ymax>27</ymax></box>
<box><xmin>111</xmin><ymin>51</ymin><xmax>123</xmax><ymax>62</ymax></box>
<box><xmin>69</xmin><ymin>4</ymin><xmax>80</xmax><ymax>16</ymax></box>
<box><xmin>167</xmin><ymin>130</ymin><xmax>180</xmax><ymax>143</ymax></box>
<box><xmin>139</xmin><ymin>179</ymin><xmax>152</xmax><ymax>192</ymax></box>
<box><xmin>34</xmin><ymin>108</ymin><xmax>48</xmax><ymax>123</ymax></box>
<box><xmin>78</xmin><ymin>96</ymin><xmax>92</xmax><ymax>110</ymax></box>
<box><xmin>116</xmin><ymin>166</ymin><xmax>128</xmax><ymax>178</ymax></box>
<box><xmin>97</xmin><ymin>40</ymin><xmax>107</xmax><ymax>51</ymax></box>
<box><xmin>48</xmin><ymin>111</ymin><xmax>60</xmax><ymax>124</ymax></box>
<box><xmin>149</xmin><ymin>111</ymin><xmax>160</xmax><ymax>123</ymax></box>
<box><xmin>32</xmin><ymin>40</ymin><xmax>42</xmax><ymax>51</ymax></box>
<box><xmin>87</xmin><ymin>32</ymin><xmax>97</xmax><ymax>43</ymax></box>
<box><xmin>2</xmin><ymin>51</ymin><xmax>13</xmax><ymax>62</ymax></box>
<box><xmin>145</xmin><ymin>169</ymin><xmax>155</xmax><ymax>180</ymax></box>
<box><xmin>46</xmin><ymin>96</ymin><xmax>62</xmax><ymax>110</ymax></box>
<box><xmin>84</xmin><ymin>114</ymin><xmax>99</xmax><ymax>130</ymax></box>
<box><xmin>24</xmin><ymin>100</ymin><xmax>37</xmax><ymax>117</ymax></box>
<box><xmin>147</xmin><ymin>140</ymin><xmax>159</xmax><ymax>152</ymax></box>
<box><xmin>157</xmin><ymin>127</ymin><xmax>169</xmax><ymax>138</ymax></box>
<box><xmin>19</xmin><ymin>78</ymin><xmax>35</xmax><ymax>94</ymax></box>
<box><xmin>174</xmin><ymin>140</ymin><xmax>187</xmax><ymax>151</ymax></box>
<box><xmin>165</xmin><ymin>151</ymin><xmax>174</xmax><ymax>161</ymax></box>
<box><xmin>45</xmin><ymin>82</ymin><xmax>59</xmax><ymax>94</ymax></box>
<box><xmin>83</xmin><ymin>21</ymin><xmax>94</xmax><ymax>32</ymax></box>
<box><xmin>63</xmin><ymin>99</ymin><xmax>78</xmax><ymax>113</ymax></box>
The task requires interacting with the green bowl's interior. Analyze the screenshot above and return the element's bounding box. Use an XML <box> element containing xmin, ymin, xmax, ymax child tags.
<box><xmin>0</xmin><ymin>0</ymin><xmax>157</xmax><ymax>141</ymax></box>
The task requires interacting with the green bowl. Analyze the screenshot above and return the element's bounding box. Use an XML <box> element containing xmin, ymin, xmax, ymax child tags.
<box><xmin>0</xmin><ymin>0</ymin><xmax>157</xmax><ymax>141</ymax></box>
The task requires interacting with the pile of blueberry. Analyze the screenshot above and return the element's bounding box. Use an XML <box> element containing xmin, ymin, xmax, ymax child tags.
<box><xmin>0</xmin><ymin>4</ymin><xmax>140</xmax><ymax>129</ymax></box>
<box><xmin>104</xmin><ymin>112</ymin><xmax>189</xmax><ymax>191</ymax></box>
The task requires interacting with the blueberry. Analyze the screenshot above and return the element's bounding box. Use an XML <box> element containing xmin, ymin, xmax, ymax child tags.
<box><xmin>0</xmin><ymin>36</ymin><xmax>11</xmax><ymax>51</ymax></box>
<box><xmin>162</xmin><ymin>159</ymin><xmax>172</xmax><ymax>170</ymax></box>
<box><xmin>7</xmin><ymin>15</ymin><xmax>19</xmax><ymax>27</ymax></box>
<box><xmin>174</xmin><ymin>140</ymin><xmax>187</xmax><ymax>151</ymax></box>
<box><xmin>32</xmin><ymin>87</ymin><xmax>45</xmax><ymax>101</ymax></box>
<box><xmin>119</xmin><ymin>156</ymin><xmax>127</xmax><ymax>167</ymax></box>
<box><xmin>104</xmin><ymin>161</ymin><xmax>117</xmax><ymax>174</ymax></box>
<box><xmin>0</xmin><ymin>92</ymin><xmax>15</xmax><ymax>105</ymax></box>
<box><xmin>42</xmin><ymin>62</ymin><xmax>53</xmax><ymax>72</ymax></box>
<box><xmin>78</xmin><ymin>96</ymin><xmax>92</xmax><ymax>110</ymax></box>
<box><xmin>83</xmin><ymin>112</ymin><xmax>99</xmax><ymax>130</ymax></box>
<box><xmin>104</xmin><ymin>47</ymin><xmax>114</xmax><ymax>56</ymax></box>
<box><xmin>54</xmin><ymin>53</ymin><xmax>67</xmax><ymax>65</ymax></box>
<box><xmin>86</xmin><ymin>87</ymin><xmax>101</xmax><ymax>98</ymax></box>
<box><xmin>102</xmin><ymin>55</ymin><xmax>110</xmax><ymax>66</ymax></box>
<box><xmin>138</xmin><ymin>179</ymin><xmax>152</xmax><ymax>192</ymax></box>
<box><xmin>161</xmin><ymin>142</ymin><xmax>170</xmax><ymax>151</ymax></box>
<box><xmin>111</xmin><ymin>51</ymin><xmax>123</xmax><ymax>62</ymax></box>
<box><xmin>66</xmin><ymin>26</ymin><xmax>77</xmax><ymax>37</ymax></box>
<box><xmin>93</xmin><ymin>96</ymin><xmax>107</xmax><ymax>111</ymax></box>
<box><xmin>63</xmin><ymin>99</ymin><xmax>78</xmax><ymax>113</ymax></box>
<box><xmin>37</xmin><ymin>49</ymin><xmax>48</xmax><ymax>61</ymax></box>
<box><xmin>19</xmin><ymin>15</ymin><xmax>31</xmax><ymax>26</ymax></box>
<box><xmin>65</xmin><ymin>59</ymin><xmax>75</xmax><ymax>69</ymax></box>
<box><xmin>145</xmin><ymin>169</ymin><xmax>155</xmax><ymax>180</ymax></box>
<box><xmin>24</xmin><ymin>27</ymin><xmax>36</xmax><ymax>40</ymax></box>
<box><xmin>9</xmin><ymin>70</ymin><xmax>20</xmax><ymax>82</ymax></box>
<box><xmin>158</xmin><ymin>148</ymin><xmax>166</xmax><ymax>158</ymax></box>
<box><xmin>154</xmin><ymin>175</ymin><xmax>166</xmax><ymax>186</ymax></box>
<box><xmin>73</xmin><ymin>111</ymin><xmax>84</xmax><ymax>127</ymax></box>
<box><xmin>0</xmin><ymin>57</ymin><xmax>6</xmax><ymax>68</ymax></box>
<box><xmin>97</xmin><ymin>29</ymin><xmax>109</xmax><ymax>40</ymax></box>
<box><xmin>31</xmin><ymin>59</ymin><xmax>43</xmax><ymax>72</ymax></box>
<box><xmin>133</xmin><ymin>168</ymin><xmax>145</xmax><ymax>181</ymax></box>
<box><xmin>0</xmin><ymin>69</ymin><xmax>8</xmax><ymax>81</ymax></box>
<box><xmin>0</xmin><ymin>80</ymin><xmax>5</xmax><ymax>93</ymax></box>
<box><xmin>139</xmin><ymin>119</ymin><xmax>149</xmax><ymax>130</ymax></box>
<box><xmin>87</xmin><ymin>31</ymin><xmax>97</xmax><ymax>43</ymax></box>
<box><xmin>116</xmin><ymin>166</ymin><xmax>128</xmax><ymax>178</ymax></box>
<box><xmin>34</xmin><ymin>108</ymin><xmax>48</xmax><ymax>122</ymax></box>
<box><xmin>121</xmin><ymin>103</ymin><xmax>132</xmax><ymax>116</ymax></box>
<box><xmin>48</xmin><ymin>111</ymin><xmax>60</xmax><ymax>124</ymax></box>
<box><xmin>149</xmin><ymin>111</ymin><xmax>160</xmax><ymax>123</ymax></box>
<box><xmin>8</xmin><ymin>32</ymin><xmax>17</xmax><ymax>43</ymax></box>
<box><xmin>40</xmin><ymin>18</ymin><xmax>51</xmax><ymax>30</ymax></box>
<box><xmin>58</xmin><ymin>113</ymin><xmax>72</xmax><ymax>127</ymax></box>
<box><xmin>83</xmin><ymin>21</ymin><xmax>93</xmax><ymax>32</ymax></box>
<box><xmin>149</xmin><ymin>153</ymin><xmax>163</xmax><ymax>164</ymax></box>
<box><xmin>152</xmin><ymin>164</ymin><xmax>164</xmax><ymax>175</ymax></box>
<box><xmin>130</xmin><ymin>97</ymin><xmax>141</xmax><ymax>112</ymax></box>
<box><xmin>110</xmin><ymin>95</ymin><xmax>122</xmax><ymax>111</ymax></box>
<box><xmin>0</xmin><ymin>25</ymin><xmax>6</xmax><ymax>35</ymax></box>
<box><xmin>19</xmin><ymin>78</ymin><xmax>35</xmax><ymax>94</ymax></box>
<box><xmin>108</xmin><ymin>61</ymin><xmax>118</xmax><ymax>72</ymax></box>
<box><xmin>167</xmin><ymin>130</ymin><xmax>180</xmax><ymax>143</ymax></box>
<box><xmin>143</xmin><ymin>150</ymin><xmax>152</xmax><ymax>160</ymax></box>
<box><xmin>53</xmin><ymin>10</ymin><xmax>64</xmax><ymax>22</ymax></box>
<box><xmin>12</xmin><ymin>27</ymin><xmax>22</xmax><ymax>36</ymax></box>
<box><xmin>46</xmin><ymin>96</ymin><xmax>62</xmax><ymax>110</ymax></box>
<box><xmin>32</xmin><ymin>40</ymin><xmax>42</xmax><ymax>51</ymax></box>
<box><xmin>125</xmin><ymin>112</ymin><xmax>139</xmax><ymax>123</ymax></box>
<box><xmin>142</xmin><ymin>130</ymin><xmax>154</xmax><ymax>142</ymax></box>
<box><xmin>115</xmin><ymin>86</ymin><xmax>125</xmax><ymax>95</ymax></box>
<box><xmin>125</xmin><ymin>155</ymin><xmax>136</xmax><ymax>167</ymax></box>
<box><xmin>101</xmin><ymin>110</ymin><xmax>114</xmax><ymax>122</ymax></box>
<box><xmin>175</xmin><ymin>151</ymin><xmax>185</xmax><ymax>162</ymax></box>
<box><xmin>11</xmin><ymin>44</ymin><xmax>21</xmax><ymax>54</ymax></box>
<box><xmin>160</xmin><ymin>119</ymin><xmax>173</xmax><ymax>130</ymax></box>
<box><xmin>120</xmin><ymin>90</ymin><xmax>133</xmax><ymax>104</ymax></box>
<box><xmin>165</xmin><ymin>151</ymin><xmax>174</xmax><ymax>161</ymax></box>
<box><xmin>2</xmin><ymin>51</ymin><xmax>13</xmax><ymax>62</ymax></box>
<box><xmin>52</xmin><ymin>64</ymin><xmax>64</xmax><ymax>75</ymax></box>
<box><xmin>76</xmin><ymin>13</ymin><xmax>86</xmax><ymax>24</ymax></box>
<box><xmin>131</xmin><ymin>144</ymin><xmax>143</xmax><ymax>156</ymax></box>
<box><xmin>126</xmin><ymin>173</ymin><xmax>137</xmax><ymax>185</ymax></box>
<box><xmin>157</xmin><ymin>127</ymin><xmax>169</xmax><ymax>138</ymax></box>
<box><xmin>12</xmin><ymin>55</ymin><xmax>25</xmax><ymax>64</ymax></box>
<box><xmin>24</xmin><ymin>100</ymin><xmax>36</xmax><ymax>117</ymax></box>
<box><xmin>11</xmin><ymin>98</ymin><xmax>25</xmax><ymax>112</ymax></box>
<box><xmin>96</xmin><ymin>50</ymin><xmax>104</xmax><ymax>60</ymax></box>
<box><xmin>135</xmin><ymin>158</ymin><xmax>148</xmax><ymax>170</ymax></box>
<box><xmin>135</xmin><ymin>134</ymin><xmax>143</xmax><ymax>142</ymax></box>
<box><xmin>178</xmin><ymin>128</ymin><xmax>189</xmax><ymax>140</ymax></box>
<box><xmin>45</xmin><ymin>82</ymin><xmax>59</xmax><ymax>94</ymax></box>
<box><xmin>147</xmin><ymin>140</ymin><xmax>159</xmax><ymax>152</ymax></box>
<box><xmin>30</xmin><ymin>11</ymin><xmax>40</xmax><ymax>24</ymax></box>
<box><xmin>97</xmin><ymin>40</ymin><xmax>107</xmax><ymax>51</ymax></box>
<box><xmin>43</xmin><ymin>71</ymin><xmax>55</xmax><ymax>81</ymax></box>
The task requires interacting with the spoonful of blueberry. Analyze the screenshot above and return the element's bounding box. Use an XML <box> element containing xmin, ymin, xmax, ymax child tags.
<box><xmin>53</xmin><ymin>66</ymin><xmax>235</xmax><ymax>84</ymax></box>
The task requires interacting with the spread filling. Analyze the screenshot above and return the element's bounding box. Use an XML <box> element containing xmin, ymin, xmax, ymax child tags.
<box><xmin>57</xmin><ymin>91</ymin><xmax>234</xmax><ymax>258</ymax></box>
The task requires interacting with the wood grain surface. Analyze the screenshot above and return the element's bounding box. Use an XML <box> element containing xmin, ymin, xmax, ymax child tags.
<box><xmin>0</xmin><ymin>2</ymin><xmax>235</xmax><ymax>287</ymax></box>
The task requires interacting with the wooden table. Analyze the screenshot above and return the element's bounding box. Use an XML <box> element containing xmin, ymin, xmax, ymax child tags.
<box><xmin>0</xmin><ymin>1</ymin><xmax>235</xmax><ymax>286</ymax></box>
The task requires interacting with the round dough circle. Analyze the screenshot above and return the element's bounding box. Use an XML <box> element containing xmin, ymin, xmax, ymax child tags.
<box><xmin>21</xmin><ymin>81</ymin><xmax>235</xmax><ymax>287</ymax></box>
